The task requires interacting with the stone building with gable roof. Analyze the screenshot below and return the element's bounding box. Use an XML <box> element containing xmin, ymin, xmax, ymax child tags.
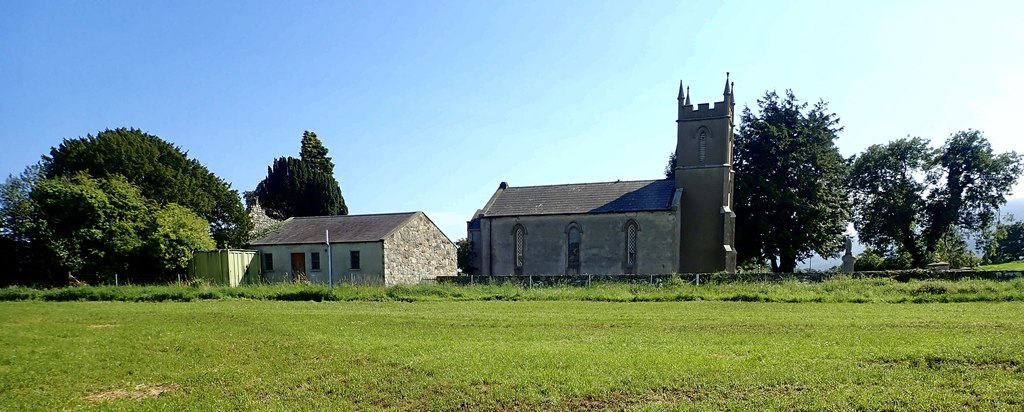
<box><xmin>467</xmin><ymin>75</ymin><xmax>737</xmax><ymax>275</ymax></box>
<box><xmin>250</xmin><ymin>211</ymin><xmax>456</xmax><ymax>285</ymax></box>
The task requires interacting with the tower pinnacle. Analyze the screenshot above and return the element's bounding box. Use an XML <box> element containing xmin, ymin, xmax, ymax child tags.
<box><xmin>678</xmin><ymin>81</ymin><xmax>684</xmax><ymax>100</ymax></box>
<box><xmin>723</xmin><ymin>72</ymin><xmax>733</xmax><ymax>107</ymax></box>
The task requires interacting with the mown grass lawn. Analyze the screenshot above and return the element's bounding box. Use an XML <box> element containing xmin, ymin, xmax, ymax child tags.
<box><xmin>1</xmin><ymin>298</ymin><xmax>1023</xmax><ymax>411</ymax></box>
<box><xmin>979</xmin><ymin>260</ymin><xmax>1024</xmax><ymax>271</ymax></box>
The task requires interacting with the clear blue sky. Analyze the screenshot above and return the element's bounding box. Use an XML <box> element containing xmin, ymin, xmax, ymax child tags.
<box><xmin>2</xmin><ymin>1</ymin><xmax>1022</xmax><ymax>241</ymax></box>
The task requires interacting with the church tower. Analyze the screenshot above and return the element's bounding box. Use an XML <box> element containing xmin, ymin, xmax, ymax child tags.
<box><xmin>673</xmin><ymin>73</ymin><xmax>737</xmax><ymax>273</ymax></box>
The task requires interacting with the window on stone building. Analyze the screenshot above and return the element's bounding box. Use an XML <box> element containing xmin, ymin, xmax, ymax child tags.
<box><xmin>263</xmin><ymin>253</ymin><xmax>274</xmax><ymax>271</ymax></box>
<box><xmin>567</xmin><ymin>224</ymin><xmax>581</xmax><ymax>275</ymax></box>
<box><xmin>513</xmin><ymin>224</ymin><xmax>525</xmax><ymax>275</ymax></box>
<box><xmin>625</xmin><ymin>220</ymin><xmax>639</xmax><ymax>273</ymax></box>
<box><xmin>350</xmin><ymin>250</ymin><xmax>361</xmax><ymax>270</ymax></box>
<box><xmin>311</xmin><ymin>252</ymin><xmax>321</xmax><ymax>271</ymax></box>
<box><xmin>698</xmin><ymin>130</ymin><xmax>708</xmax><ymax>166</ymax></box>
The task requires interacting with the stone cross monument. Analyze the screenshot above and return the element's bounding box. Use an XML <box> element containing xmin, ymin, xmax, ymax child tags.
<box><xmin>841</xmin><ymin>236</ymin><xmax>855</xmax><ymax>273</ymax></box>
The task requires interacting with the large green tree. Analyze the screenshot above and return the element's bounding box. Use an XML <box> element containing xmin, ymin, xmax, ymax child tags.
<box><xmin>733</xmin><ymin>90</ymin><xmax>850</xmax><ymax>272</ymax></box>
<box><xmin>149</xmin><ymin>203</ymin><xmax>218</xmax><ymax>274</ymax></box>
<box><xmin>983</xmin><ymin>217</ymin><xmax>1024</xmax><ymax>264</ymax></box>
<box><xmin>254</xmin><ymin>131</ymin><xmax>348</xmax><ymax>219</ymax></box>
<box><xmin>26</xmin><ymin>173</ymin><xmax>215</xmax><ymax>284</ymax></box>
<box><xmin>849</xmin><ymin>131</ymin><xmax>1022</xmax><ymax>268</ymax></box>
<box><xmin>30</xmin><ymin>174</ymin><xmax>151</xmax><ymax>281</ymax></box>
<box><xmin>0</xmin><ymin>164</ymin><xmax>45</xmax><ymax>285</ymax></box>
<box><xmin>0</xmin><ymin>164</ymin><xmax>42</xmax><ymax>245</ymax></box>
<box><xmin>44</xmin><ymin>128</ymin><xmax>251</xmax><ymax>247</ymax></box>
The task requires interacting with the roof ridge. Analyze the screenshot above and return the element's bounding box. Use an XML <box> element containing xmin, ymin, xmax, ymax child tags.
<box><xmin>290</xmin><ymin>211</ymin><xmax>419</xmax><ymax>219</ymax></box>
<box><xmin>505</xmin><ymin>178</ymin><xmax>668</xmax><ymax>190</ymax></box>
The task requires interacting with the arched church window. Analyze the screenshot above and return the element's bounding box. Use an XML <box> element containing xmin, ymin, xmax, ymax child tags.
<box><xmin>513</xmin><ymin>224</ymin><xmax>525</xmax><ymax>275</ymax></box>
<box><xmin>567</xmin><ymin>224</ymin><xmax>581</xmax><ymax>275</ymax></box>
<box><xmin>698</xmin><ymin>129</ymin><xmax>708</xmax><ymax>166</ymax></box>
<box><xmin>625</xmin><ymin>220</ymin><xmax>639</xmax><ymax>273</ymax></box>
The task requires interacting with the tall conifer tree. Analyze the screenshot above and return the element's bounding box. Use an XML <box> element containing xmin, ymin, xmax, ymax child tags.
<box><xmin>254</xmin><ymin>131</ymin><xmax>348</xmax><ymax>219</ymax></box>
<box><xmin>734</xmin><ymin>90</ymin><xmax>850</xmax><ymax>272</ymax></box>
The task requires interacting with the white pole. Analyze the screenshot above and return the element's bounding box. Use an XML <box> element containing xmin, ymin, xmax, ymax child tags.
<box><xmin>326</xmin><ymin>229</ymin><xmax>333</xmax><ymax>286</ymax></box>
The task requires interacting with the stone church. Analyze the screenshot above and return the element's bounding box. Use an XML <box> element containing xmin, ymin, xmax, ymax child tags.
<box><xmin>467</xmin><ymin>75</ymin><xmax>737</xmax><ymax>275</ymax></box>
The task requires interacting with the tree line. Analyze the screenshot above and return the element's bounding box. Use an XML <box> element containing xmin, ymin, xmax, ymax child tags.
<box><xmin>721</xmin><ymin>91</ymin><xmax>1023</xmax><ymax>272</ymax></box>
<box><xmin>0</xmin><ymin>128</ymin><xmax>348</xmax><ymax>286</ymax></box>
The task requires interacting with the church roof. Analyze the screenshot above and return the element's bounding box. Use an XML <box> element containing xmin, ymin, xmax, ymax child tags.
<box><xmin>249</xmin><ymin>212</ymin><xmax>419</xmax><ymax>245</ymax></box>
<box><xmin>479</xmin><ymin>179</ymin><xmax>676</xmax><ymax>217</ymax></box>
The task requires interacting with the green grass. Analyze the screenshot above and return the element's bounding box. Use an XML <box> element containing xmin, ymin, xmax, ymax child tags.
<box><xmin>979</xmin><ymin>260</ymin><xmax>1024</xmax><ymax>271</ymax></box>
<box><xmin>1</xmin><ymin>297</ymin><xmax>1023</xmax><ymax>410</ymax></box>
<box><xmin>2</xmin><ymin>276</ymin><xmax>1024</xmax><ymax>304</ymax></box>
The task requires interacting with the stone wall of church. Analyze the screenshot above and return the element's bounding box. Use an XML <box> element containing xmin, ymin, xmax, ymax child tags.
<box><xmin>382</xmin><ymin>212</ymin><xmax>457</xmax><ymax>285</ymax></box>
<box><xmin>479</xmin><ymin>211</ymin><xmax>677</xmax><ymax>276</ymax></box>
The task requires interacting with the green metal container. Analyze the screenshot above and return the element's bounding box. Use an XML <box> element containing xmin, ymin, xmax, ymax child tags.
<box><xmin>189</xmin><ymin>250</ymin><xmax>259</xmax><ymax>286</ymax></box>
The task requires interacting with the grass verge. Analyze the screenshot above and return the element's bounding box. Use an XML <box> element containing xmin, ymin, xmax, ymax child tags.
<box><xmin>2</xmin><ymin>277</ymin><xmax>1024</xmax><ymax>303</ymax></box>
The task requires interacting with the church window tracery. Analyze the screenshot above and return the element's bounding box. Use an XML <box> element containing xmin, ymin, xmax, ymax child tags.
<box><xmin>625</xmin><ymin>220</ymin><xmax>639</xmax><ymax>272</ymax></box>
<box><xmin>567</xmin><ymin>224</ymin><xmax>581</xmax><ymax>275</ymax></box>
<box><xmin>698</xmin><ymin>129</ymin><xmax>708</xmax><ymax>166</ymax></box>
<box><xmin>513</xmin><ymin>224</ymin><xmax>525</xmax><ymax>275</ymax></box>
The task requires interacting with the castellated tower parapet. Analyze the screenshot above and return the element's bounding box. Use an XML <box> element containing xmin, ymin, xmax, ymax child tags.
<box><xmin>677</xmin><ymin>72</ymin><xmax>734</xmax><ymax>121</ymax></box>
<box><xmin>679</xmin><ymin>101</ymin><xmax>731</xmax><ymax>120</ymax></box>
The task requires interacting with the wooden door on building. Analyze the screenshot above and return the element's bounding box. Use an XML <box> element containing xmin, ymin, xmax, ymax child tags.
<box><xmin>290</xmin><ymin>253</ymin><xmax>306</xmax><ymax>281</ymax></box>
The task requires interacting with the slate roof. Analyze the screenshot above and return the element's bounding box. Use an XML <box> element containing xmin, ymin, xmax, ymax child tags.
<box><xmin>249</xmin><ymin>212</ymin><xmax>418</xmax><ymax>245</ymax></box>
<box><xmin>479</xmin><ymin>179</ymin><xmax>676</xmax><ymax>217</ymax></box>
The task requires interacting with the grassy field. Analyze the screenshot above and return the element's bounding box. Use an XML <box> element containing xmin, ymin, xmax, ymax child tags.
<box><xmin>1</xmin><ymin>288</ymin><xmax>1023</xmax><ymax>410</ymax></box>
<box><xmin>979</xmin><ymin>260</ymin><xmax>1024</xmax><ymax>271</ymax></box>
